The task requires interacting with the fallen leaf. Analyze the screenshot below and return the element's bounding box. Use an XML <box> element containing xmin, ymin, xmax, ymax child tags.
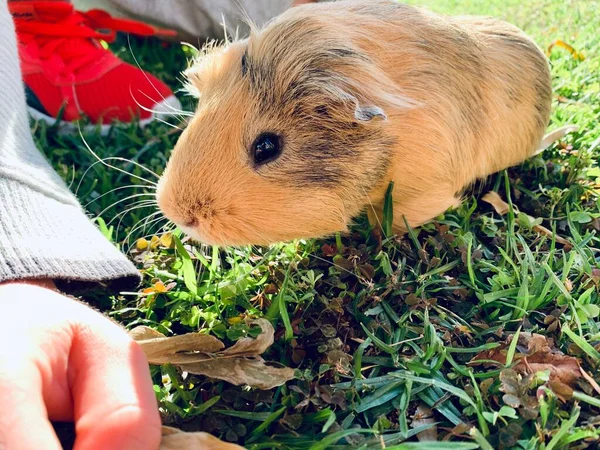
<box><xmin>548</xmin><ymin>380</ymin><xmax>574</xmax><ymax>402</ymax></box>
<box><xmin>321</xmin><ymin>243</ymin><xmax>337</xmax><ymax>257</ymax></box>
<box><xmin>482</xmin><ymin>191</ymin><xmax>510</xmax><ymax>215</ymax></box>
<box><xmin>412</xmin><ymin>404</ymin><xmax>438</xmax><ymax>441</ymax></box>
<box><xmin>503</xmin><ymin>393</ymin><xmax>522</xmax><ymax>408</ymax></box>
<box><xmin>470</xmin><ymin>333</ymin><xmax>583</xmax><ymax>388</ymax></box>
<box><xmin>160</xmin><ymin>426</ymin><xmax>245</xmax><ymax>450</ymax></box>
<box><xmin>481</xmin><ymin>192</ymin><xmax>571</xmax><ymax>247</ymax></box>
<box><xmin>130</xmin><ymin>326</ymin><xmax>165</xmax><ymax>340</ymax></box>
<box><xmin>536</xmin><ymin>125</ymin><xmax>579</xmax><ymax>154</ymax></box>
<box><xmin>131</xmin><ymin>326</ymin><xmax>224</xmax><ymax>364</ymax></box>
<box><xmin>217</xmin><ymin>319</ymin><xmax>274</xmax><ymax>357</ymax></box>
<box><xmin>526</xmin><ymin>353</ymin><xmax>581</xmax><ymax>385</ymax></box>
<box><xmin>578</xmin><ymin>361</ymin><xmax>600</xmax><ymax>395</ymax></box>
<box><xmin>531</xmin><ymin>223</ymin><xmax>571</xmax><ymax>247</ymax></box>
<box><xmin>130</xmin><ymin>319</ymin><xmax>295</xmax><ymax>389</ymax></box>
<box><xmin>181</xmin><ymin>357</ymin><xmax>295</xmax><ymax>390</ymax></box>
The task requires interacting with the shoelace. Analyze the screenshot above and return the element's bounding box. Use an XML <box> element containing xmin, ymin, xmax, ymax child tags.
<box><xmin>12</xmin><ymin>6</ymin><xmax>176</xmax><ymax>76</ymax></box>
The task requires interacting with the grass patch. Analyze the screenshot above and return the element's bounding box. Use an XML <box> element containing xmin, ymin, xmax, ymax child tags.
<box><xmin>35</xmin><ymin>0</ymin><xmax>599</xmax><ymax>448</ymax></box>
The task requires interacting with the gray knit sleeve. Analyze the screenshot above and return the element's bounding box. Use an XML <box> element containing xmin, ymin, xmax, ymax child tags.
<box><xmin>0</xmin><ymin>1</ymin><xmax>141</xmax><ymax>293</ymax></box>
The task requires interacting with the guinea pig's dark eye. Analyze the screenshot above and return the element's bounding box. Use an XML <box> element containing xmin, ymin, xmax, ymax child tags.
<box><xmin>251</xmin><ymin>132</ymin><xmax>282</xmax><ymax>166</ymax></box>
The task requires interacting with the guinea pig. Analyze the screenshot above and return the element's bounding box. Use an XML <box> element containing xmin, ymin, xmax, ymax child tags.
<box><xmin>156</xmin><ymin>0</ymin><xmax>552</xmax><ymax>247</ymax></box>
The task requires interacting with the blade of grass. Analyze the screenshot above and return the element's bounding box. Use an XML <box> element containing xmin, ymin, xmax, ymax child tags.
<box><xmin>360</xmin><ymin>323</ymin><xmax>397</xmax><ymax>354</ymax></box>
<box><xmin>505</xmin><ymin>326</ymin><xmax>522</xmax><ymax>366</ymax></box>
<box><xmin>266</xmin><ymin>265</ymin><xmax>293</xmax><ymax>340</ymax></box>
<box><xmin>385</xmin><ymin>443</ymin><xmax>479</xmax><ymax>450</ymax></box>
<box><xmin>248</xmin><ymin>406</ymin><xmax>286</xmax><ymax>442</ymax></box>
<box><xmin>173</xmin><ymin>234</ymin><xmax>198</xmax><ymax>296</ymax></box>
<box><xmin>561</xmin><ymin>324</ymin><xmax>600</xmax><ymax>360</ymax></box>
<box><xmin>383</xmin><ymin>181</ymin><xmax>395</xmax><ymax>237</ymax></box>
<box><xmin>354</xmin><ymin>380</ymin><xmax>404</xmax><ymax>413</ymax></box>
<box><xmin>545</xmin><ymin>405</ymin><xmax>580</xmax><ymax>450</ymax></box>
<box><xmin>307</xmin><ymin>429</ymin><xmax>375</xmax><ymax>450</ymax></box>
<box><xmin>353</xmin><ymin>337</ymin><xmax>372</xmax><ymax>379</ymax></box>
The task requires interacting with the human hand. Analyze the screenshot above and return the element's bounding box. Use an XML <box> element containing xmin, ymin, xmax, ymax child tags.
<box><xmin>0</xmin><ymin>281</ymin><xmax>161</xmax><ymax>449</ymax></box>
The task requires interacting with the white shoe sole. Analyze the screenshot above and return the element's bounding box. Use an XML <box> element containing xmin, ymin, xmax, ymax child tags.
<box><xmin>27</xmin><ymin>95</ymin><xmax>184</xmax><ymax>136</ymax></box>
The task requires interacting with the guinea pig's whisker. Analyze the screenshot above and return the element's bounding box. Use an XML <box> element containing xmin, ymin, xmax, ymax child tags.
<box><xmin>110</xmin><ymin>202</ymin><xmax>159</xmax><ymax>234</ymax></box>
<box><xmin>89</xmin><ymin>156</ymin><xmax>160</xmax><ymax>182</ymax></box>
<box><xmin>126</xmin><ymin>35</ymin><xmax>189</xmax><ymax>120</ymax></box>
<box><xmin>107</xmin><ymin>200</ymin><xmax>158</xmax><ymax>226</ymax></box>
<box><xmin>75</xmin><ymin>158</ymin><xmax>156</xmax><ymax>196</ymax></box>
<box><xmin>83</xmin><ymin>184</ymin><xmax>156</xmax><ymax>208</ymax></box>
<box><xmin>136</xmin><ymin>88</ymin><xmax>194</xmax><ymax>118</ymax></box>
<box><xmin>134</xmin><ymin>89</ymin><xmax>194</xmax><ymax>122</ymax></box>
<box><xmin>118</xmin><ymin>212</ymin><xmax>164</xmax><ymax>247</ymax></box>
<box><xmin>124</xmin><ymin>212</ymin><xmax>167</xmax><ymax>250</ymax></box>
<box><xmin>77</xmin><ymin>130</ymin><xmax>160</xmax><ymax>188</ymax></box>
<box><xmin>129</xmin><ymin>93</ymin><xmax>185</xmax><ymax>131</ymax></box>
<box><xmin>96</xmin><ymin>193</ymin><xmax>158</xmax><ymax>220</ymax></box>
<box><xmin>115</xmin><ymin>203</ymin><xmax>161</xmax><ymax>241</ymax></box>
<box><xmin>145</xmin><ymin>215</ymin><xmax>171</xmax><ymax>237</ymax></box>
<box><xmin>164</xmin><ymin>222</ymin><xmax>177</xmax><ymax>235</ymax></box>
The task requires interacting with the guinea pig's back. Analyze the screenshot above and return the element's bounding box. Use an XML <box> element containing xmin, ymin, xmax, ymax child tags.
<box><xmin>451</xmin><ymin>15</ymin><xmax>552</xmax><ymax>173</ymax></box>
<box><xmin>326</xmin><ymin>1</ymin><xmax>552</xmax><ymax>189</ymax></box>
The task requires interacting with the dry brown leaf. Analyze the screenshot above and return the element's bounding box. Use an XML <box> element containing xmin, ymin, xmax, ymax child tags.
<box><xmin>130</xmin><ymin>320</ymin><xmax>295</xmax><ymax>389</ymax></box>
<box><xmin>481</xmin><ymin>192</ymin><xmax>571</xmax><ymax>246</ymax></box>
<box><xmin>547</xmin><ymin>380</ymin><xmax>574</xmax><ymax>402</ymax></box>
<box><xmin>482</xmin><ymin>191</ymin><xmax>510</xmax><ymax>215</ymax></box>
<box><xmin>526</xmin><ymin>353</ymin><xmax>581</xmax><ymax>385</ymax></box>
<box><xmin>531</xmin><ymin>223</ymin><xmax>571</xmax><ymax>246</ymax></box>
<box><xmin>578</xmin><ymin>361</ymin><xmax>600</xmax><ymax>395</ymax></box>
<box><xmin>469</xmin><ymin>333</ymin><xmax>583</xmax><ymax>388</ymax></box>
<box><xmin>412</xmin><ymin>404</ymin><xmax>438</xmax><ymax>441</ymax></box>
<box><xmin>131</xmin><ymin>326</ymin><xmax>225</xmax><ymax>364</ymax></box>
<box><xmin>535</xmin><ymin>125</ymin><xmax>579</xmax><ymax>154</ymax></box>
<box><xmin>216</xmin><ymin>319</ymin><xmax>274</xmax><ymax>358</ymax></box>
<box><xmin>181</xmin><ymin>357</ymin><xmax>295</xmax><ymax>390</ymax></box>
<box><xmin>160</xmin><ymin>426</ymin><xmax>245</xmax><ymax>450</ymax></box>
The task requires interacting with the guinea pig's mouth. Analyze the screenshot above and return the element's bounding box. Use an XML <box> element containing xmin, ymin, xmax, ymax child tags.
<box><xmin>178</xmin><ymin>223</ymin><xmax>225</xmax><ymax>247</ymax></box>
<box><xmin>157</xmin><ymin>182</ymin><xmax>352</xmax><ymax>247</ymax></box>
<box><xmin>173</xmin><ymin>212</ymin><xmax>349</xmax><ymax>248</ymax></box>
<box><xmin>174</xmin><ymin>215</ymin><xmax>269</xmax><ymax>247</ymax></box>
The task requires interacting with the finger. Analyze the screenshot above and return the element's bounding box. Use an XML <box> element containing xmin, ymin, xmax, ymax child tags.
<box><xmin>69</xmin><ymin>320</ymin><xmax>161</xmax><ymax>450</ymax></box>
<box><xmin>0</xmin><ymin>361</ymin><xmax>62</xmax><ymax>450</ymax></box>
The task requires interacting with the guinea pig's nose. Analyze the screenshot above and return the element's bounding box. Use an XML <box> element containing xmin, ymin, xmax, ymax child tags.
<box><xmin>184</xmin><ymin>217</ymin><xmax>198</xmax><ymax>228</ymax></box>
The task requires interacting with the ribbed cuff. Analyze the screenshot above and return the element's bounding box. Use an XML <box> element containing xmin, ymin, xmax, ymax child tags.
<box><xmin>0</xmin><ymin>177</ymin><xmax>141</xmax><ymax>294</ymax></box>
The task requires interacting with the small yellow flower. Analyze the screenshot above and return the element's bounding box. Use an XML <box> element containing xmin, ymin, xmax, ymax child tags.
<box><xmin>142</xmin><ymin>281</ymin><xmax>168</xmax><ymax>295</ymax></box>
<box><xmin>160</xmin><ymin>233</ymin><xmax>174</xmax><ymax>248</ymax></box>
<box><xmin>227</xmin><ymin>316</ymin><xmax>244</xmax><ymax>325</ymax></box>
<box><xmin>136</xmin><ymin>238</ymin><xmax>149</xmax><ymax>251</ymax></box>
<box><xmin>150</xmin><ymin>235</ymin><xmax>160</xmax><ymax>249</ymax></box>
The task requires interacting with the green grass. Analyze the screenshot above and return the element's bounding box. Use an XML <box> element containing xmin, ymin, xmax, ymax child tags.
<box><xmin>35</xmin><ymin>0</ymin><xmax>600</xmax><ymax>448</ymax></box>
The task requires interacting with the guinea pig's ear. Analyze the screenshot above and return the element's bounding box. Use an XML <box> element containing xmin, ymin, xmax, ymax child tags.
<box><xmin>354</xmin><ymin>104</ymin><xmax>387</xmax><ymax>122</ymax></box>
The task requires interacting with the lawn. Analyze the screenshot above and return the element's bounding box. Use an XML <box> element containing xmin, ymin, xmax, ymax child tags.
<box><xmin>37</xmin><ymin>0</ymin><xmax>599</xmax><ymax>448</ymax></box>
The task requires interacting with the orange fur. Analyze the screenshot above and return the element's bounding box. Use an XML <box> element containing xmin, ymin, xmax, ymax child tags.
<box><xmin>157</xmin><ymin>0</ymin><xmax>551</xmax><ymax>246</ymax></box>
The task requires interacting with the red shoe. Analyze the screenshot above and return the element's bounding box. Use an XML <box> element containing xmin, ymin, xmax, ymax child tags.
<box><xmin>10</xmin><ymin>1</ymin><xmax>182</xmax><ymax>134</ymax></box>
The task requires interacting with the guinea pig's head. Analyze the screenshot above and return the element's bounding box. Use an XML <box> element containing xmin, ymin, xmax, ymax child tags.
<box><xmin>157</xmin><ymin>9</ymin><xmax>412</xmax><ymax>246</ymax></box>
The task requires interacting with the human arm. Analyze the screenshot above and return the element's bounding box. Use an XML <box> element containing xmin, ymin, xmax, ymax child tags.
<box><xmin>0</xmin><ymin>1</ymin><xmax>161</xmax><ymax>448</ymax></box>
